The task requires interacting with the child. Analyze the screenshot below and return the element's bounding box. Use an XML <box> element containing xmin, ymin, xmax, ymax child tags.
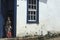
<box><xmin>5</xmin><ymin>17</ymin><xmax>12</xmax><ymax>38</ymax></box>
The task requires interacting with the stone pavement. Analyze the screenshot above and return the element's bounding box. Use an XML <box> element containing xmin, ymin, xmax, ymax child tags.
<box><xmin>46</xmin><ymin>37</ymin><xmax>60</xmax><ymax>40</ymax></box>
<box><xmin>0</xmin><ymin>37</ymin><xmax>60</xmax><ymax>40</ymax></box>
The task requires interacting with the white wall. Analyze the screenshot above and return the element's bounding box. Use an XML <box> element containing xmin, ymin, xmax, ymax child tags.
<box><xmin>16</xmin><ymin>0</ymin><xmax>60</xmax><ymax>37</ymax></box>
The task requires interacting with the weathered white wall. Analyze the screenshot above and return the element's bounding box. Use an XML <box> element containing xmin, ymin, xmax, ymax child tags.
<box><xmin>16</xmin><ymin>0</ymin><xmax>60</xmax><ymax>37</ymax></box>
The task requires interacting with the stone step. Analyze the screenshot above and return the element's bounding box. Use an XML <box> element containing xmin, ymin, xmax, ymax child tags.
<box><xmin>0</xmin><ymin>37</ymin><xmax>38</xmax><ymax>40</ymax></box>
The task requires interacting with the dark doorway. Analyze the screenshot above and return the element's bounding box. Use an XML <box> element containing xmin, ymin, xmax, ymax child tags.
<box><xmin>1</xmin><ymin>0</ymin><xmax>16</xmax><ymax>38</ymax></box>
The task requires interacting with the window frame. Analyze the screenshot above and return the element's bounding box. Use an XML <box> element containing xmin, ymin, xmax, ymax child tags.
<box><xmin>27</xmin><ymin>0</ymin><xmax>39</xmax><ymax>24</ymax></box>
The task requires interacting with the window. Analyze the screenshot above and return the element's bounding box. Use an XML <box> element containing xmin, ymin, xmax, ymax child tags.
<box><xmin>27</xmin><ymin>0</ymin><xmax>39</xmax><ymax>23</ymax></box>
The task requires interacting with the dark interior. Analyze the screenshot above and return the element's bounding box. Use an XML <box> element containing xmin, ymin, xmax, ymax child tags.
<box><xmin>1</xmin><ymin>0</ymin><xmax>14</xmax><ymax>37</ymax></box>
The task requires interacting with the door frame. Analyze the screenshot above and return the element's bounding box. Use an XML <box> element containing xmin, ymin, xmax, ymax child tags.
<box><xmin>13</xmin><ymin>0</ymin><xmax>16</xmax><ymax>37</ymax></box>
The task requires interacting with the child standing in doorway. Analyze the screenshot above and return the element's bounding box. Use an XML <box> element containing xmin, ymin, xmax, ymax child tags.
<box><xmin>5</xmin><ymin>17</ymin><xmax>12</xmax><ymax>38</ymax></box>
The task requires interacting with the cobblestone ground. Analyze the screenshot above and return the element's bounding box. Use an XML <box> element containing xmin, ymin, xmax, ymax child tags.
<box><xmin>46</xmin><ymin>37</ymin><xmax>60</xmax><ymax>40</ymax></box>
<box><xmin>0</xmin><ymin>37</ymin><xmax>60</xmax><ymax>40</ymax></box>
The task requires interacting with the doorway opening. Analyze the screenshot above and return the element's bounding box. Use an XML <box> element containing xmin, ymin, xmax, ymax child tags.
<box><xmin>1</xmin><ymin>0</ymin><xmax>16</xmax><ymax>38</ymax></box>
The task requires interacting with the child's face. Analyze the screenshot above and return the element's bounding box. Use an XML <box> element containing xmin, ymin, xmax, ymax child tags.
<box><xmin>8</xmin><ymin>17</ymin><xmax>10</xmax><ymax>20</ymax></box>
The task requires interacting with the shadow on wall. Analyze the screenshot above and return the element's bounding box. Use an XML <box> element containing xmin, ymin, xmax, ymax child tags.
<box><xmin>39</xmin><ymin>0</ymin><xmax>47</xmax><ymax>4</ymax></box>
